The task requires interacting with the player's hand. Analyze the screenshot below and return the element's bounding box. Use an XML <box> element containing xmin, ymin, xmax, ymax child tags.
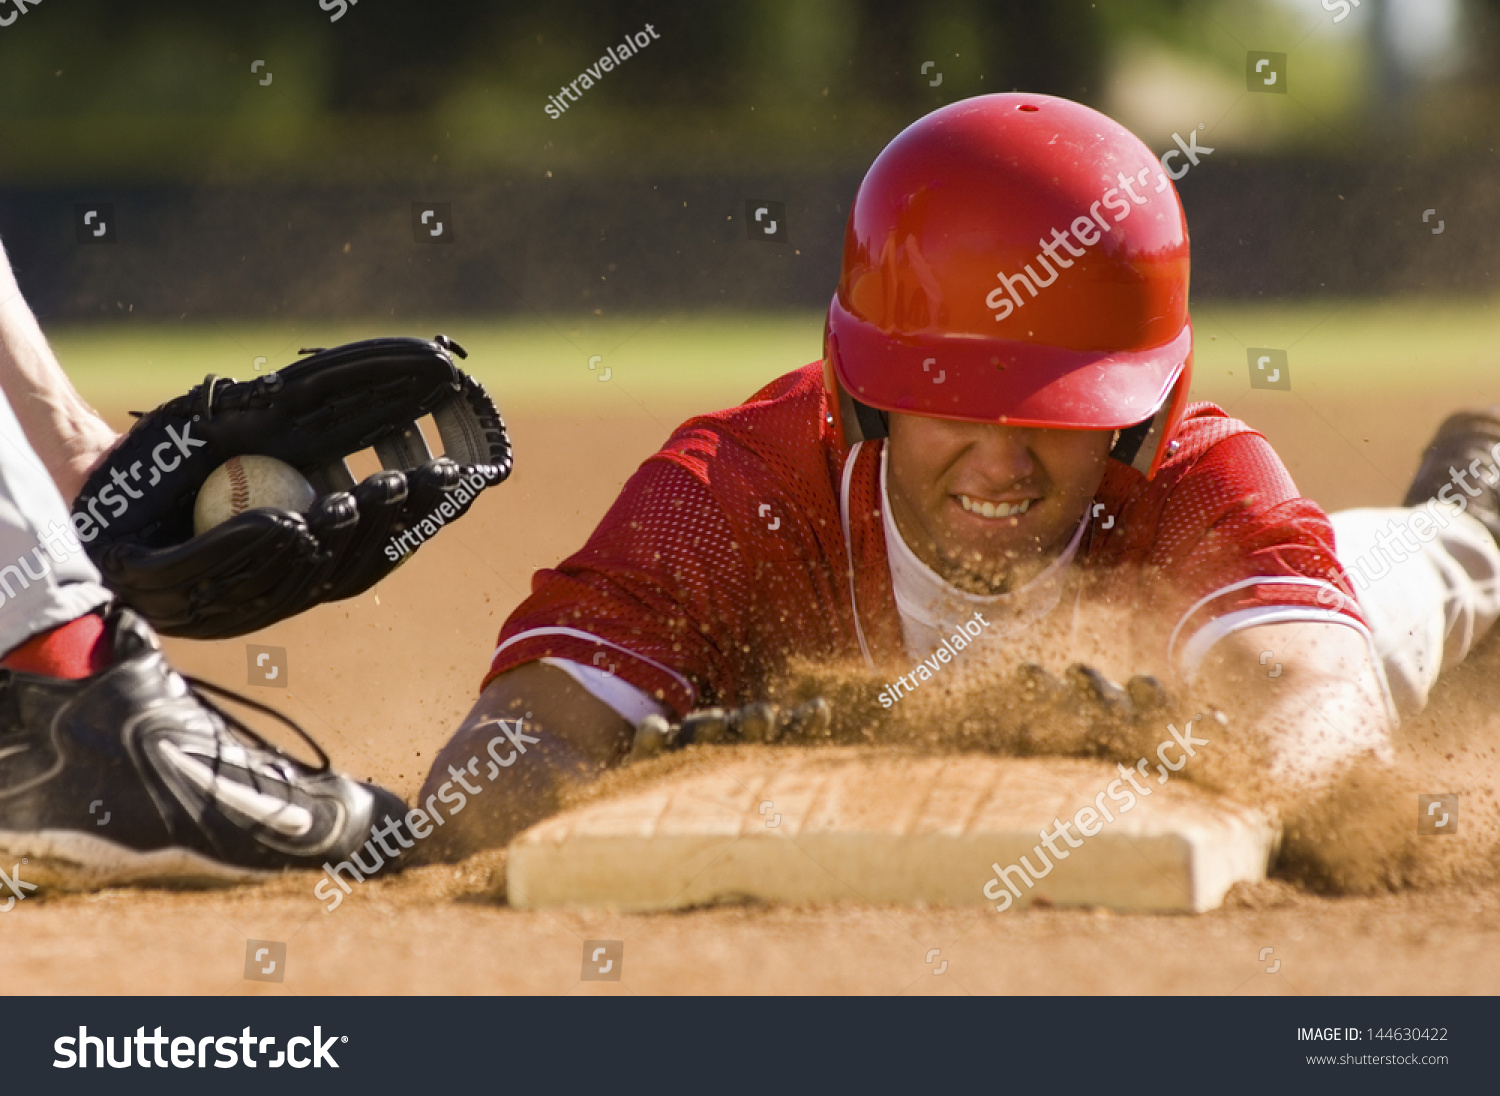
<box><xmin>629</xmin><ymin>698</ymin><xmax>833</xmax><ymax>761</ymax></box>
<box><xmin>1004</xmin><ymin>661</ymin><xmax>1180</xmax><ymax>759</ymax></box>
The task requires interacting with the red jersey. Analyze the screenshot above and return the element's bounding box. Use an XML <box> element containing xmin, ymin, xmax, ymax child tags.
<box><xmin>488</xmin><ymin>363</ymin><xmax>1361</xmax><ymax>715</ymax></box>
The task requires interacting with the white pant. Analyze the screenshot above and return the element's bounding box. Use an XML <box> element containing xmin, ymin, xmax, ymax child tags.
<box><xmin>0</xmin><ymin>391</ymin><xmax>110</xmax><ymax>653</ymax></box>
<box><xmin>1331</xmin><ymin>506</ymin><xmax>1500</xmax><ymax>716</ymax></box>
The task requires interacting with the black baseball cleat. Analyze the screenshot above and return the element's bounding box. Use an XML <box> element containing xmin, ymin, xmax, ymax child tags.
<box><xmin>0</xmin><ymin>604</ymin><xmax>406</xmax><ymax>891</ymax></box>
<box><xmin>1402</xmin><ymin>407</ymin><xmax>1500</xmax><ymax>546</ymax></box>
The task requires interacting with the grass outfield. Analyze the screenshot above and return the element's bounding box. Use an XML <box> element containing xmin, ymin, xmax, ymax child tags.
<box><xmin>48</xmin><ymin>313</ymin><xmax>829</xmax><ymax>415</ymax></box>
<box><xmin>45</xmin><ymin>298</ymin><xmax>1500</xmax><ymax>415</ymax></box>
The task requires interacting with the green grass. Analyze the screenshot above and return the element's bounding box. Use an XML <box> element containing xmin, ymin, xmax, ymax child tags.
<box><xmin>1187</xmin><ymin>298</ymin><xmax>1500</xmax><ymax>406</ymax></box>
<box><xmin>45</xmin><ymin>298</ymin><xmax>1500</xmax><ymax>415</ymax></box>
<box><xmin>48</xmin><ymin>313</ymin><xmax>828</xmax><ymax>415</ymax></box>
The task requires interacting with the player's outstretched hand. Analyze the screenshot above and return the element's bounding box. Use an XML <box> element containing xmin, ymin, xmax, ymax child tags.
<box><xmin>1005</xmin><ymin>661</ymin><xmax>1180</xmax><ymax>759</ymax></box>
<box><xmin>629</xmin><ymin>698</ymin><xmax>834</xmax><ymax>761</ymax></box>
<box><xmin>71</xmin><ymin>335</ymin><xmax>512</xmax><ymax>639</ymax></box>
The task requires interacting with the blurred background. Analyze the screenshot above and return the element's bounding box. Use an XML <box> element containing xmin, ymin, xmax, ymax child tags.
<box><xmin>1</xmin><ymin>0</ymin><xmax>1497</xmax><ymax>319</ymax></box>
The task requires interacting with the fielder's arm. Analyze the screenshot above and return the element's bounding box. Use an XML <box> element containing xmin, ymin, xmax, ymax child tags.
<box><xmin>1196</xmin><ymin>619</ymin><xmax>1392</xmax><ymax>789</ymax></box>
<box><xmin>0</xmin><ymin>238</ymin><xmax>117</xmax><ymax>500</ymax></box>
<box><xmin>414</xmin><ymin>661</ymin><xmax>633</xmax><ymax>860</ymax></box>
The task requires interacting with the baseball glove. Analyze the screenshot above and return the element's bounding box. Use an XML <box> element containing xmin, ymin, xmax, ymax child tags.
<box><xmin>72</xmin><ymin>335</ymin><xmax>512</xmax><ymax>639</ymax></box>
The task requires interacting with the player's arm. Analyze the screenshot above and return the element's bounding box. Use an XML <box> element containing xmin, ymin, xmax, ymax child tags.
<box><xmin>413</xmin><ymin>661</ymin><xmax>633</xmax><ymax>861</ymax></box>
<box><xmin>1195</xmin><ymin>619</ymin><xmax>1392</xmax><ymax>788</ymax></box>
<box><xmin>414</xmin><ymin>456</ymin><xmax>764</xmax><ymax>859</ymax></box>
<box><xmin>0</xmin><ymin>238</ymin><xmax>118</xmax><ymax>500</ymax></box>
<box><xmin>1142</xmin><ymin>428</ymin><xmax>1393</xmax><ymax>788</ymax></box>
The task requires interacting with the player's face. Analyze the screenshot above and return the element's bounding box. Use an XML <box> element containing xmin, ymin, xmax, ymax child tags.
<box><xmin>885</xmin><ymin>413</ymin><xmax>1113</xmax><ymax>594</ymax></box>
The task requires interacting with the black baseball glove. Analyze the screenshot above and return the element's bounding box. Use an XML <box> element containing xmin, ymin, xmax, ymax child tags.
<box><xmin>72</xmin><ymin>335</ymin><xmax>512</xmax><ymax>639</ymax></box>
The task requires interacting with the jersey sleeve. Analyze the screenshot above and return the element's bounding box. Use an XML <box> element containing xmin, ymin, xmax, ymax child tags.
<box><xmin>486</xmin><ymin>456</ymin><xmax>755</xmax><ymax>718</ymax></box>
<box><xmin>487</xmin><ymin>363</ymin><xmax>857</xmax><ymax>720</ymax></box>
<box><xmin>1142</xmin><ymin>426</ymin><xmax>1366</xmax><ymax>676</ymax></box>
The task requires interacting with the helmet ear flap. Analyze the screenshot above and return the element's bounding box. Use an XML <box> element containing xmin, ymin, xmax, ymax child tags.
<box><xmin>822</xmin><ymin>343</ymin><xmax>889</xmax><ymax>448</ymax></box>
<box><xmin>847</xmin><ymin>394</ymin><xmax>889</xmax><ymax>444</ymax></box>
<box><xmin>828</xmin><ymin>377</ymin><xmax>889</xmax><ymax>447</ymax></box>
<box><xmin>1109</xmin><ymin>412</ymin><xmax>1164</xmax><ymax>477</ymax></box>
<box><xmin>1109</xmin><ymin>368</ymin><xmax>1189</xmax><ymax>478</ymax></box>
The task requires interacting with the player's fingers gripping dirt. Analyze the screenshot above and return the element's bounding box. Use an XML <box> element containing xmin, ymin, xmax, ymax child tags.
<box><xmin>629</xmin><ymin>698</ymin><xmax>834</xmax><ymax>761</ymax></box>
<box><xmin>1006</xmin><ymin>661</ymin><xmax>1180</xmax><ymax>760</ymax></box>
<box><xmin>71</xmin><ymin>334</ymin><xmax>513</xmax><ymax>639</ymax></box>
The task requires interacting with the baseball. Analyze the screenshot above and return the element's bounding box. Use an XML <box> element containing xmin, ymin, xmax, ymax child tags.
<box><xmin>192</xmin><ymin>454</ymin><xmax>318</xmax><ymax>535</ymax></box>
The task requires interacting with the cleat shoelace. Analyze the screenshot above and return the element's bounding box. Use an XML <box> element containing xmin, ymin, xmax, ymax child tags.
<box><xmin>181</xmin><ymin>677</ymin><xmax>331</xmax><ymax>785</ymax></box>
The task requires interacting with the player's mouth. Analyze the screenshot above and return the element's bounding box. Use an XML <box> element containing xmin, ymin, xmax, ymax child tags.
<box><xmin>956</xmin><ymin>493</ymin><xmax>1035</xmax><ymax>519</ymax></box>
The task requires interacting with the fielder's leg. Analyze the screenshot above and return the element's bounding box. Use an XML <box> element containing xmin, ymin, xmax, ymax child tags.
<box><xmin>0</xmin><ymin>388</ymin><xmax>110</xmax><ymax>651</ymax></box>
<box><xmin>0</xmin><ymin>390</ymin><xmax>407</xmax><ymax>890</ymax></box>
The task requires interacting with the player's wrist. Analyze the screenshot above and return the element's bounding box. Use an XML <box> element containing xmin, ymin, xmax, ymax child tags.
<box><xmin>411</xmin><ymin>701</ymin><xmax>615</xmax><ymax>864</ymax></box>
<box><xmin>54</xmin><ymin>420</ymin><xmax>121</xmax><ymax>502</ymax></box>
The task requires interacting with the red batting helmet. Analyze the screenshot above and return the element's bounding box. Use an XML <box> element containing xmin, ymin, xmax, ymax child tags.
<box><xmin>823</xmin><ymin>92</ymin><xmax>1192</xmax><ymax>479</ymax></box>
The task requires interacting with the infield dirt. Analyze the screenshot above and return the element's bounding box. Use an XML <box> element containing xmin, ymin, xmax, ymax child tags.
<box><xmin>5</xmin><ymin>392</ymin><xmax>1499</xmax><ymax>995</ymax></box>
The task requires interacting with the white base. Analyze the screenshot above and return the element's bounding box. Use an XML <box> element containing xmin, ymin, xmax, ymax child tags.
<box><xmin>507</xmin><ymin>750</ymin><xmax>1279</xmax><ymax>914</ymax></box>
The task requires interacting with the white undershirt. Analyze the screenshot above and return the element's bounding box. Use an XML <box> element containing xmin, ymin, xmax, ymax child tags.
<box><xmin>542</xmin><ymin>656</ymin><xmax>669</xmax><ymax>725</ymax></box>
<box><xmin>878</xmin><ymin>442</ymin><xmax>1085</xmax><ymax>662</ymax></box>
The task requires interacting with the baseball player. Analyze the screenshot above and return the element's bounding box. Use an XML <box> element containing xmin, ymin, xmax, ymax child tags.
<box><xmin>418</xmin><ymin>93</ymin><xmax>1500</xmax><ymax>859</ymax></box>
<box><xmin>0</xmin><ymin>234</ymin><xmax>510</xmax><ymax>888</ymax></box>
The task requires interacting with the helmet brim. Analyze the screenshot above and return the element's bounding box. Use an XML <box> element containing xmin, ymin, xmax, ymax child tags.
<box><xmin>828</xmin><ymin>298</ymin><xmax>1190</xmax><ymax>431</ymax></box>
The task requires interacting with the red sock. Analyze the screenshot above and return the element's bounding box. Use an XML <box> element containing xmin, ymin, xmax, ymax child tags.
<box><xmin>2</xmin><ymin>613</ymin><xmax>112</xmax><ymax>679</ymax></box>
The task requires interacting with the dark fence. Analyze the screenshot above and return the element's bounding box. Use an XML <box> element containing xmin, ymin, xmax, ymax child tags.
<box><xmin>2</xmin><ymin>155</ymin><xmax>1495</xmax><ymax>321</ymax></box>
